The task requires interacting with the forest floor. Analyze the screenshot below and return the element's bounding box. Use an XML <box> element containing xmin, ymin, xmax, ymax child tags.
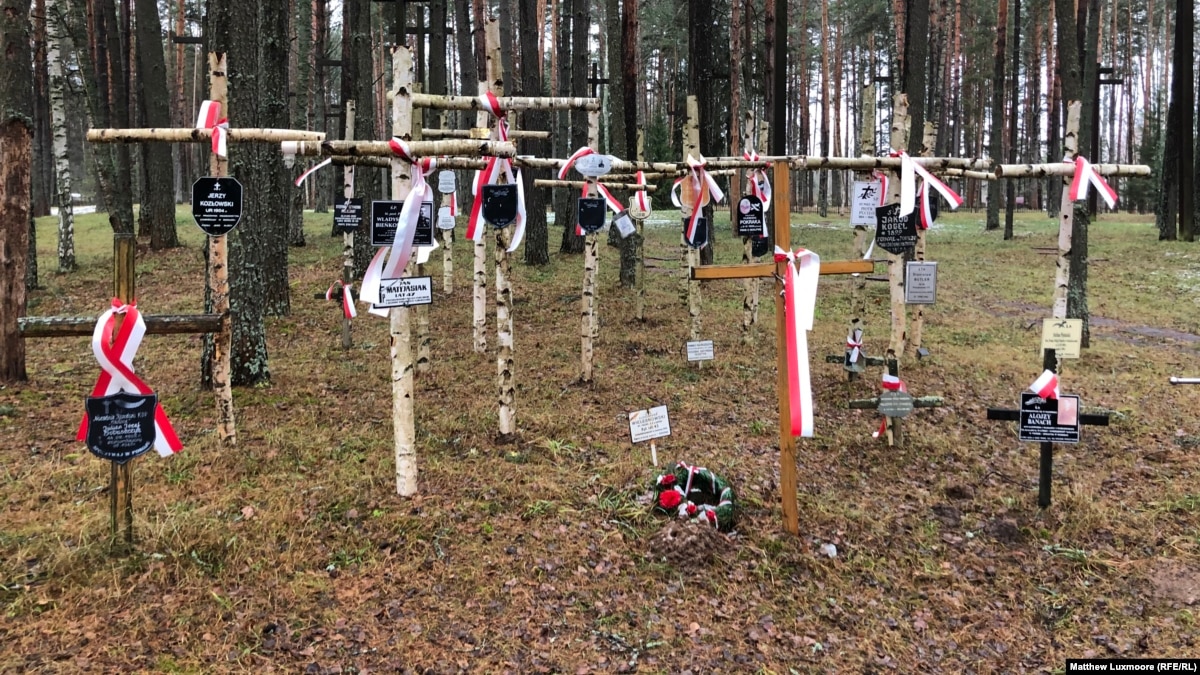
<box><xmin>2</xmin><ymin>205</ymin><xmax>1199</xmax><ymax>674</ymax></box>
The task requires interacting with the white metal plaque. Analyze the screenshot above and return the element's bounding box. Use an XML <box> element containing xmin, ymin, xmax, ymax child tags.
<box><xmin>374</xmin><ymin>276</ymin><xmax>433</xmax><ymax>308</ymax></box>
<box><xmin>628</xmin><ymin>405</ymin><xmax>671</xmax><ymax>444</ymax></box>
<box><xmin>437</xmin><ymin>170</ymin><xmax>456</xmax><ymax>194</ymax></box>
<box><xmin>575</xmin><ymin>153</ymin><xmax>614</xmax><ymax>177</ymax></box>
<box><xmin>685</xmin><ymin>340</ymin><xmax>714</xmax><ymax>362</ymax></box>
<box><xmin>905</xmin><ymin>261</ymin><xmax>938</xmax><ymax>305</ymax></box>
<box><xmin>851</xmin><ymin>180</ymin><xmax>883</xmax><ymax>225</ymax></box>
<box><xmin>437</xmin><ymin>206</ymin><xmax>455</xmax><ymax>230</ymax></box>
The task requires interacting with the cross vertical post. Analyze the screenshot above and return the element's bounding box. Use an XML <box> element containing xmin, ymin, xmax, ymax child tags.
<box><xmin>772</xmin><ymin>162</ymin><xmax>799</xmax><ymax>535</ymax></box>
<box><xmin>206</xmin><ymin>52</ymin><xmax>236</xmax><ymax>447</ymax></box>
<box><xmin>110</xmin><ymin>233</ymin><xmax>136</xmax><ymax>549</ymax></box>
<box><xmin>341</xmin><ymin>100</ymin><xmax>356</xmax><ymax>350</ymax></box>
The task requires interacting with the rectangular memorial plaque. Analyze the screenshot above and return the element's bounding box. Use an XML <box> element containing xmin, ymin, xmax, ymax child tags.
<box><xmin>851</xmin><ymin>180</ymin><xmax>882</xmax><ymax>225</ymax></box>
<box><xmin>1019</xmin><ymin>393</ymin><xmax>1081</xmax><ymax>444</ymax></box>
<box><xmin>685</xmin><ymin>340</ymin><xmax>714</xmax><ymax>362</ymax></box>
<box><xmin>1041</xmin><ymin>318</ymin><xmax>1083</xmax><ymax>359</ymax></box>
<box><xmin>334</xmin><ymin>197</ymin><xmax>363</xmax><ymax>234</ymax></box>
<box><xmin>370</xmin><ymin>200</ymin><xmax>404</xmax><ymax>246</ymax></box>
<box><xmin>875</xmin><ymin>203</ymin><xmax>917</xmax><ymax>254</ymax></box>
<box><xmin>905</xmin><ymin>261</ymin><xmax>938</xmax><ymax>304</ymax></box>
<box><xmin>628</xmin><ymin>405</ymin><xmax>671</xmax><ymax>444</ymax></box>
<box><xmin>412</xmin><ymin>201</ymin><xmax>434</xmax><ymax>247</ymax></box>
<box><xmin>374</xmin><ymin>276</ymin><xmax>434</xmax><ymax>308</ymax></box>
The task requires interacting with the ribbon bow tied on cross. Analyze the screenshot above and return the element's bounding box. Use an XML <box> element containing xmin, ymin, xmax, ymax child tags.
<box><xmin>871</xmin><ymin>373</ymin><xmax>908</xmax><ymax>439</ymax></box>
<box><xmin>76</xmin><ymin>300</ymin><xmax>182</xmax><ymax>457</ymax></box>
<box><xmin>325</xmin><ymin>281</ymin><xmax>357</xmax><ymax>320</ymax></box>
<box><xmin>196</xmin><ymin>100</ymin><xmax>229</xmax><ymax>159</ymax></box>
<box><xmin>671</xmin><ymin>154</ymin><xmax>725</xmax><ymax>247</ymax></box>
<box><xmin>775</xmin><ymin>246</ymin><xmax>820</xmax><ymax>438</ymax></box>
<box><xmin>631</xmin><ymin>171</ymin><xmax>652</xmax><ymax>215</ymax></box>
<box><xmin>896</xmin><ymin>151</ymin><xmax>964</xmax><ymax>222</ymax></box>
<box><xmin>846</xmin><ymin>327</ymin><xmax>864</xmax><ymax>366</ymax></box>
<box><xmin>1067</xmin><ymin>156</ymin><xmax>1118</xmax><ymax>209</ymax></box>
<box><xmin>360</xmin><ymin>155</ymin><xmax>438</xmax><ymax>315</ymax></box>
<box><xmin>742</xmin><ymin>149</ymin><xmax>773</xmax><ymax>213</ymax></box>
<box><xmin>560</xmin><ymin>147</ymin><xmax>625</xmax><ymax>234</ymax></box>
<box><xmin>466</xmin><ymin>94</ymin><xmax>528</xmax><ymax>251</ymax></box>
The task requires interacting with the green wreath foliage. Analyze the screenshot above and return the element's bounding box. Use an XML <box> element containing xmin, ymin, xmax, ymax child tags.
<box><xmin>652</xmin><ymin>461</ymin><xmax>736</xmax><ymax>532</ymax></box>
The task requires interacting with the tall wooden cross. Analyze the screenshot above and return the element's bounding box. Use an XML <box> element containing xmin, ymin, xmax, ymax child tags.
<box><xmin>690</xmin><ymin>163</ymin><xmax>873</xmax><ymax>535</ymax></box>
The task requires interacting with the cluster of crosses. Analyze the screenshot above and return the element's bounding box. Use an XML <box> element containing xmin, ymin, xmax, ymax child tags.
<box><xmin>27</xmin><ymin>19</ymin><xmax>1154</xmax><ymax>544</ymax></box>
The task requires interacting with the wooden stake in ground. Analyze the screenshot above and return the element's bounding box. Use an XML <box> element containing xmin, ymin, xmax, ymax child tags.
<box><xmin>1053</xmin><ymin>102</ymin><xmax>1081</xmax><ymax>320</ymax></box>
<box><xmin>908</xmin><ymin>120</ymin><xmax>937</xmax><ymax>358</ymax></box>
<box><xmin>682</xmin><ymin>96</ymin><xmax>703</xmax><ymax>344</ymax></box>
<box><xmin>412</xmin><ymin>91</ymin><xmax>432</xmax><ymax>375</ymax></box>
<box><xmin>340</xmin><ymin>100</ymin><xmax>356</xmax><ymax>350</ymax></box>
<box><xmin>391</xmin><ymin>47</ymin><xmax>418</xmax><ymax>496</ymax></box>
<box><xmin>471</xmin><ymin>79</ymin><xmax>490</xmax><ymax>354</ymax></box>
<box><xmin>580</xmin><ymin>109</ymin><xmax>602</xmax><ymax>382</ymax></box>
<box><xmin>886</xmin><ymin>93</ymin><xmax>911</xmax><ymax>357</ymax></box>
<box><xmin>633</xmin><ymin>129</ymin><xmax>647</xmax><ymax>322</ymax></box>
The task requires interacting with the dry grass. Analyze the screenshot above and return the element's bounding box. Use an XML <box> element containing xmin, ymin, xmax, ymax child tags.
<box><xmin>2</xmin><ymin>205</ymin><xmax>1199</xmax><ymax>673</ymax></box>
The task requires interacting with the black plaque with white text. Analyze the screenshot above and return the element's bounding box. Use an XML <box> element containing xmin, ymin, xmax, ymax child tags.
<box><xmin>191</xmin><ymin>177</ymin><xmax>243</xmax><ymax>236</ymax></box>
<box><xmin>875</xmin><ymin>203</ymin><xmax>918</xmax><ymax>254</ymax></box>
<box><xmin>371</xmin><ymin>200</ymin><xmax>404</xmax><ymax>246</ymax></box>
<box><xmin>334</xmin><ymin>197</ymin><xmax>364</xmax><ymax>234</ymax></box>
<box><xmin>85</xmin><ymin>392</ymin><xmax>158</xmax><ymax>464</ymax></box>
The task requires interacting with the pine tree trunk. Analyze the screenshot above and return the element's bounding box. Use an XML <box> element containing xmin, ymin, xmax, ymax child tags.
<box><xmin>47</xmin><ymin>0</ymin><xmax>75</xmax><ymax>272</ymax></box>
<box><xmin>559</xmin><ymin>0</ymin><xmax>586</xmax><ymax>254</ymax></box>
<box><xmin>343</xmin><ymin>0</ymin><xmax>381</xmax><ymax>276</ymax></box>
<box><xmin>0</xmin><ymin>0</ymin><xmax>32</xmax><ymax>382</ymax></box>
<box><xmin>31</xmin><ymin>0</ymin><xmax>52</xmax><ymax>219</ymax></box>
<box><xmin>552</xmin><ymin>0</ymin><xmax>573</xmax><ymax>254</ymax></box>
<box><xmin>260</xmin><ymin>0</ymin><xmax>291</xmax><ymax>316</ymax></box>
<box><xmin>134</xmin><ymin>0</ymin><xmax>179</xmax><ymax>249</ymax></box>
<box><xmin>1173</xmin><ymin>0</ymin><xmax>1194</xmax><ymax>241</ymax></box>
<box><xmin>518</xmin><ymin>0</ymin><xmax>549</xmax><ymax>266</ymax></box>
<box><xmin>289</xmin><ymin>0</ymin><xmax>310</xmax><ymax>246</ymax></box>
<box><xmin>228</xmin><ymin>0</ymin><xmax>271</xmax><ymax>385</ymax></box>
<box><xmin>985</xmin><ymin>0</ymin><xmax>1008</xmax><ymax>231</ymax></box>
<box><xmin>98</xmin><ymin>0</ymin><xmax>136</xmax><ymax>235</ymax></box>
<box><xmin>1003</xmin><ymin>0</ymin><xmax>1020</xmax><ymax>240</ymax></box>
<box><xmin>903</xmin><ymin>0</ymin><xmax>930</xmax><ymax>156</ymax></box>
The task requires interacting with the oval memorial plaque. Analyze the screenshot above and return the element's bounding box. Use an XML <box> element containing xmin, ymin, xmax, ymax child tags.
<box><xmin>575</xmin><ymin>153</ymin><xmax>614</xmax><ymax>178</ymax></box>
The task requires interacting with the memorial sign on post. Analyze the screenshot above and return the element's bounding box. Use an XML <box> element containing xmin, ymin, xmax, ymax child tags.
<box><xmin>577</xmin><ymin>197</ymin><xmax>607</xmax><ymax>234</ymax></box>
<box><xmin>84</xmin><ymin>392</ymin><xmax>158</xmax><ymax>464</ymax></box>
<box><xmin>575</xmin><ymin>153</ymin><xmax>613</xmax><ymax>177</ymax></box>
<box><xmin>370</xmin><ymin>200</ymin><xmax>404</xmax><ymax>246</ymax></box>
<box><xmin>374</xmin><ymin>276</ymin><xmax>434</xmax><ymax>309</ymax></box>
<box><xmin>613</xmin><ymin>210</ymin><xmax>636</xmax><ymax>238</ymax></box>
<box><xmin>437</xmin><ymin>206</ymin><xmax>456</xmax><ymax>230</ymax></box>
<box><xmin>904</xmin><ymin>261</ymin><xmax>938</xmax><ymax>304</ymax></box>
<box><xmin>482</xmin><ymin>184</ymin><xmax>518</xmax><ymax>228</ymax></box>
<box><xmin>437</xmin><ymin>170</ymin><xmax>456</xmax><ymax>194</ymax></box>
<box><xmin>685</xmin><ymin>340</ymin><xmax>714</xmax><ymax>363</ymax></box>
<box><xmin>412</xmin><ymin>200</ymin><xmax>435</xmax><ymax>247</ymax></box>
<box><xmin>684</xmin><ymin>216</ymin><xmax>709</xmax><ymax>249</ymax></box>
<box><xmin>1041</xmin><ymin>318</ymin><xmax>1083</xmax><ymax>359</ymax></box>
<box><xmin>191</xmin><ymin>177</ymin><xmax>243</xmax><ymax>236</ymax></box>
<box><xmin>851</xmin><ymin>180</ymin><xmax>882</xmax><ymax>225</ymax></box>
<box><xmin>333</xmin><ymin>197</ymin><xmax>363</xmax><ymax>234</ymax></box>
<box><xmin>736</xmin><ymin>195</ymin><xmax>766</xmax><ymax>237</ymax></box>
<box><xmin>628</xmin><ymin>405</ymin><xmax>671</xmax><ymax>466</ymax></box>
<box><xmin>874</xmin><ymin>203</ymin><xmax>917</xmax><ymax>254</ymax></box>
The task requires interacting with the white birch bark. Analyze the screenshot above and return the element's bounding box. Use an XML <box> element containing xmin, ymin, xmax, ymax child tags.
<box><xmin>391</xmin><ymin>48</ymin><xmax>418</xmax><ymax>496</ymax></box>
<box><xmin>47</xmin><ymin>0</ymin><xmax>75</xmax><ymax>272</ymax></box>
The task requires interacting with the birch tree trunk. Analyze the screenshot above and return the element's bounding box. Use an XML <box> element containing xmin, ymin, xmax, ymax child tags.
<box><xmin>46</xmin><ymin>0</ymin><xmax>75</xmax><ymax>273</ymax></box>
<box><xmin>908</xmin><ymin>121</ymin><xmax>936</xmax><ymax>358</ymax></box>
<box><xmin>684</xmin><ymin>96</ymin><xmax>702</xmax><ymax>343</ymax></box>
<box><xmin>1053</xmin><ymin>102</ymin><xmax>1080</xmax><ymax>320</ymax></box>
<box><xmin>886</xmin><ymin>94</ymin><xmax>910</xmax><ymax>357</ymax></box>
<box><xmin>391</xmin><ymin>47</ymin><xmax>418</xmax><ymax>496</ymax></box>
<box><xmin>579</xmin><ymin>110</ymin><xmax>599</xmax><ymax>382</ymax></box>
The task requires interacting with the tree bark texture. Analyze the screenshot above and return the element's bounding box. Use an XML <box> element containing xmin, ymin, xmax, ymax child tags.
<box><xmin>98</xmin><ymin>0</ymin><xmax>135</xmax><ymax>234</ymax></box>
<box><xmin>887</xmin><ymin>94</ymin><xmax>910</xmax><ymax>358</ymax></box>
<box><xmin>342</xmin><ymin>0</ymin><xmax>381</xmax><ymax>276</ymax></box>
<box><xmin>259</xmin><ymin>0</ymin><xmax>292</xmax><ymax>316</ymax></box>
<box><xmin>985</xmin><ymin>0</ymin><xmax>1007</xmax><ymax>231</ymax></box>
<box><xmin>0</xmin><ymin>0</ymin><xmax>33</xmax><ymax>382</ymax></box>
<box><xmin>559</xmin><ymin>0</ymin><xmax>586</xmax><ymax>254</ymax></box>
<box><xmin>518</xmin><ymin>0</ymin><xmax>549</xmax><ymax>266</ymax></box>
<box><xmin>31</xmin><ymin>0</ymin><xmax>51</xmax><ymax>218</ymax></box>
<box><xmin>134</xmin><ymin>0</ymin><xmax>179</xmax><ymax>249</ymax></box>
<box><xmin>46</xmin><ymin>0</ymin><xmax>75</xmax><ymax>272</ymax></box>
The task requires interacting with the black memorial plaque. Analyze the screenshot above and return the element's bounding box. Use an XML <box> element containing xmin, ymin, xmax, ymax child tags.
<box><xmin>874</xmin><ymin>203</ymin><xmax>918</xmax><ymax>255</ymax></box>
<box><xmin>371</xmin><ymin>200</ymin><xmax>404</xmax><ymax>246</ymax></box>
<box><xmin>85</xmin><ymin>392</ymin><xmax>158</xmax><ymax>464</ymax></box>
<box><xmin>334</xmin><ymin>197</ymin><xmax>364</xmax><ymax>234</ymax></box>
<box><xmin>482</xmin><ymin>184</ymin><xmax>518</xmax><ymax>228</ymax></box>
<box><xmin>577</xmin><ymin>198</ymin><xmax>607</xmax><ymax>234</ymax></box>
<box><xmin>751</xmin><ymin>235</ymin><xmax>770</xmax><ymax>258</ymax></box>
<box><xmin>877</xmin><ymin>390</ymin><xmax>915</xmax><ymax>418</ymax></box>
<box><xmin>412</xmin><ymin>201</ymin><xmax>434</xmax><ymax>247</ymax></box>
<box><xmin>684</xmin><ymin>216</ymin><xmax>709</xmax><ymax>249</ymax></box>
<box><xmin>736</xmin><ymin>195</ymin><xmax>766</xmax><ymax>237</ymax></box>
<box><xmin>1018</xmin><ymin>393</ymin><xmax>1081</xmax><ymax>444</ymax></box>
<box><xmin>191</xmin><ymin>177</ymin><xmax>243</xmax><ymax>236</ymax></box>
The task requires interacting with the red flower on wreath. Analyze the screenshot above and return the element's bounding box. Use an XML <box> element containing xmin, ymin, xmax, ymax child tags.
<box><xmin>705</xmin><ymin>510</ymin><xmax>717</xmax><ymax>524</ymax></box>
<box><xmin>686</xmin><ymin>503</ymin><xmax>697</xmax><ymax>517</ymax></box>
<box><xmin>658</xmin><ymin>490</ymin><xmax>682</xmax><ymax>509</ymax></box>
<box><xmin>659</xmin><ymin>474</ymin><xmax>676</xmax><ymax>487</ymax></box>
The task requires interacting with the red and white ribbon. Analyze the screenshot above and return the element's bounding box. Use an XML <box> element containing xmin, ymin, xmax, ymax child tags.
<box><xmin>294</xmin><ymin>158</ymin><xmax>333</xmax><ymax>187</ymax></box>
<box><xmin>872</xmin><ymin>373</ymin><xmax>908</xmax><ymax>439</ymax></box>
<box><xmin>1068</xmin><ymin>156</ymin><xmax>1118</xmax><ymax>209</ymax></box>
<box><xmin>871</xmin><ymin>170</ymin><xmax>889</xmax><ymax>206</ymax></box>
<box><xmin>677</xmin><ymin>154</ymin><xmax>726</xmax><ymax>246</ymax></box>
<box><xmin>631</xmin><ymin>171</ymin><xmax>652</xmax><ymax>214</ymax></box>
<box><xmin>560</xmin><ymin>147</ymin><xmax>624</xmax><ymax>235</ymax></box>
<box><xmin>557</xmin><ymin>146</ymin><xmax>598</xmax><ymax>180</ymax></box>
<box><xmin>466</xmin><ymin>97</ymin><xmax>527</xmax><ymax>251</ymax></box>
<box><xmin>774</xmin><ymin>246</ymin><xmax>820</xmax><ymax>438</ymax></box>
<box><xmin>1029</xmin><ymin>370</ymin><xmax>1060</xmax><ymax>400</ymax></box>
<box><xmin>846</xmin><ymin>327</ymin><xmax>863</xmax><ymax>365</ymax></box>
<box><xmin>326</xmin><ymin>281</ymin><xmax>357</xmax><ymax>319</ymax></box>
<box><xmin>898</xmin><ymin>152</ymin><xmax>963</xmax><ymax>219</ymax></box>
<box><xmin>196</xmin><ymin>100</ymin><xmax>229</xmax><ymax>158</ymax></box>
<box><xmin>742</xmin><ymin>149</ymin><xmax>773</xmax><ymax>211</ymax></box>
<box><xmin>76</xmin><ymin>300</ymin><xmax>182</xmax><ymax>457</ymax></box>
<box><xmin>360</xmin><ymin>156</ymin><xmax>437</xmax><ymax>310</ymax></box>
<box><xmin>916</xmin><ymin>184</ymin><xmax>935</xmax><ymax>230</ymax></box>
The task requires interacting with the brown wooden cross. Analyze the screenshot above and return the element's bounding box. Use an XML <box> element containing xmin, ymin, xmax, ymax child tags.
<box><xmin>690</xmin><ymin>163</ymin><xmax>873</xmax><ymax>536</ymax></box>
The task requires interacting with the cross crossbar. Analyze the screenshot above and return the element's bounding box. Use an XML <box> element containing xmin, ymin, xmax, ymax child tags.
<box><xmin>985</xmin><ymin>408</ymin><xmax>1110</xmax><ymax>426</ymax></box>
<box><xmin>692</xmin><ymin>260</ymin><xmax>873</xmax><ymax>280</ymax></box>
